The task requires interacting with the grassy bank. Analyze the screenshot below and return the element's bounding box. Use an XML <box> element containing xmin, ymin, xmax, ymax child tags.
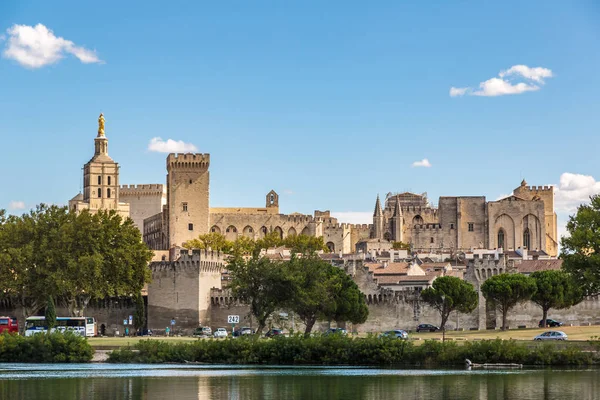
<box><xmin>108</xmin><ymin>335</ymin><xmax>600</xmax><ymax>366</ymax></box>
<box><xmin>0</xmin><ymin>332</ymin><xmax>94</xmax><ymax>363</ymax></box>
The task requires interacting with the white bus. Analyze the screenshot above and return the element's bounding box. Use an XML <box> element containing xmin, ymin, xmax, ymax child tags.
<box><xmin>25</xmin><ymin>316</ymin><xmax>97</xmax><ymax>337</ymax></box>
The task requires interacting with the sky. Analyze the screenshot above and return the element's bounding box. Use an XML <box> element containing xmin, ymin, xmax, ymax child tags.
<box><xmin>1</xmin><ymin>1</ymin><xmax>599</xmax><ymax>241</ymax></box>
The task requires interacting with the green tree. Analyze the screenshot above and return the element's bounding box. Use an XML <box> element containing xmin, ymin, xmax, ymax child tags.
<box><xmin>392</xmin><ymin>241</ymin><xmax>411</xmax><ymax>250</ymax></box>
<box><xmin>288</xmin><ymin>256</ymin><xmax>367</xmax><ymax>335</ymax></box>
<box><xmin>481</xmin><ymin>273</ymin><xmax>537</xmax><ymax>330</ymax></box>
<box><xmin>230</xmin><ymin>235</ymin><xmax>258</xmax><ymax>257</ymax></box>
<box><xmin>227</xmin><ymin>255</ymin><xmax>293</xmax><ymax>335</ymax></box>
<box><xmin>531</xmin><ymin>270</ymin><xmax>583</xmax><ymax>327</ymax></box>
<box><xmin>133</xmin><ymin>293</ymin><xmax>146</xmax><ymax>332</ymax></box>
<box><xmin>255</xmin><ymin>231</ymin><xmax>284</xmax><ymax>251</ymax></box>
<box><xmin>0</xmin><ymin>205</ymin><xmax>153</xmax><ymax>318</ymax></box>
<box><xmin>420</xmin><ymin>276</ymin><xmax>478</xmax><ymax>330</ymax></box>
<box><xmin>283</xmin><ymin>235</ymin><xmax>329</xmax><ymax>254</ymax></box>
<box><xmin>184</xmin><ymin>232</ymin><xmax>233</xmax><ymax>253</ymax></box>
<box><xmin>45</xmin><ymin>295</ymin><xmax>57</xmax><ymax>332</ymax></box>
<box><xmin>561</xmin><ymin>194</ymin><xmax>600</xmax><ymax>296</ymax></box>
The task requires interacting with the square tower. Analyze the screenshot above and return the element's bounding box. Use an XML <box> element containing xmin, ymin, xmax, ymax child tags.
<box><xmin>166</xmin><ymin>153</ymin><xmax>210</xmax><ymax>247</ymax></box>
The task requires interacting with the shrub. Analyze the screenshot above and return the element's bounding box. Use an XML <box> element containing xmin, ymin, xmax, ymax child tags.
<box><xmin>0</xmin><ymin>332</ymin><xmax>93</xmax><ymax>363</ymax></box>
<box><xmin>107</xmin><ymin>336</ymin><xmax>599</xmax><ymax>366</ymax></box>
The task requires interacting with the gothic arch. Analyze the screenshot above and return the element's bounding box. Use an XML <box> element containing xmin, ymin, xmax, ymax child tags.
<box><xmin>288</xmin><ymin>227</ymin><xmax>297</xmax><ymax>237</ymax></box>
<box><xmin>259</xmin><ymin>226</ymin><xmax>269</xmax><ymax>238</ymax></box>
<box><xmin>326</xmin><ymin>241</ymin><xmax>335</xmax><ymax>252</ymax></box>
<box><xmin>522</xmin><ymin>214</ymin><xmax>541</xmax><ymax>250</ymax></box>
<box><xmin>383</xmin><ymin>232</ymin><xmax>392</xmax><ymax>241</ymax></box>
<box><xmin>412</xmin><ymin>215</ymin><xmax>424</xmax><ymax>226</ymax></box>
<box><xmin>210</xmin><ymin>225</ymin><xmax>221</xmax><ymax>234</ymax></box>
<box><xmin>273</xmin><ymin>226</ymin><xmax>283</xmax><ymax>239</ymax></box>
<box><xmin>301</xmin><ymin>226</ymin><xmax>310</xmax><ymax>236</ymax></box>
<box><xmin>243</xmin><ymin>225</ymin><xmax>254</xmax><ymax>238</ymax></box>
<box><xmin>225</xmin><ymin>225</ymin><xmax>238</xmax><ymax>241</ymax></box>
<box><xmin>494</xmin><ymin>213</ymin><xmax>515</xmax><ymax>250</ymax></box>
<box><xmin>497</xmin><ymin>228</ymin><xmax>505</xmax><ymax>250</ymax></box>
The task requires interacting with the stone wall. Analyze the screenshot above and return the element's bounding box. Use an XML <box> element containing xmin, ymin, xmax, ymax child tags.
<box><xmin>120</xmin><ymin>184</ymin><xmax>166</xmax><ymax>233</ymax></box>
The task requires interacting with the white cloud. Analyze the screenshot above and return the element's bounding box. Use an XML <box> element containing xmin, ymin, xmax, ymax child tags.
<box><xmin>449</xmin><ymin>87</ymin><xmax>470</xmax><ymax>97</ymax></box>
<box><xmin>450</xmin><ymin>65</ymin><xmax>553</xmax><ymax>97</ymax></box>
<box><xmin>283</xmin><ymin>189</ymin><xmax>294</xmax><ymax>195</ymax></box>
<box><xmin>499</xmin><ymin>65</ymin><xmax>553</xmax><ymax>83</ymax></box>
<box><xmin>331</xmin><ymin>212</ymin><xmax>372</xmax><ymax>225</ymax></box>
<box><xmin>148</xmin><ymin>137</ymin><xmax>198</xmax><ymax>153</ymax></box>
<box><xmin>2</xmin><ymin>23</ymin><xmax>102</xmax><ymax>68</ymax></box>
<box><xmin>411</xmin><ymin>158</ymin><xmax>432</xmax><ymax>168</ymax></box>
<box><xmin>554</xmin><ymin>172</ymin><xmax>600</xmax><ymax>214</ymax></box>
<box><xmin>8</xmin><ymin>201</ymin><xmax>25</xmax><ymax>210</ymax></box>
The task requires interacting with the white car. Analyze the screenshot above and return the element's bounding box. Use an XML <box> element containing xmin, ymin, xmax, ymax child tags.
<box><xmin>214</xmin><ymin>328</ymin><xmax>228</xmax><ymax>338</ymax></box>
<box><xmin>534</xmin><ymin>331</ymin><xmax>568</xmax><ymax>341</ymax></box>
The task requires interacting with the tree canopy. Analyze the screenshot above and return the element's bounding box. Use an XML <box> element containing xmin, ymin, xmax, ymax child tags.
<box><xmin>481</xmin><ymin>273</ymin><xmax>537</xmax><ymax>330</ymax></box>
<box><xmin>530</xmin><ymin>270</ymin><xmax>583</xmax><ymax>327</ymax></box>
<box><xmin>561</xmin><ymin>194</ymin><xmax>600</xmax><ymax>296</ymax></box>
<box><xmin>0</xmin><ymin>205</ymin><xmax>153</xmax><ymax>318</ymax></box>
<box><xmin>420</xmin><ymin>276</ymin><xmax>478</xmax><ymax>330</ymax></box>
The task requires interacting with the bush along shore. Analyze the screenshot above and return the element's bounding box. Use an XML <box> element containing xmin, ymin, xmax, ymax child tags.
<box><xmin>108</xmin><ymin>336</ymin><xmax>600</xmax><ymax>366</ymax></box>
<box><xmin>0</xmin><ymin>332</ymin><xmax>94</xmax><ymax>363</ymax></box>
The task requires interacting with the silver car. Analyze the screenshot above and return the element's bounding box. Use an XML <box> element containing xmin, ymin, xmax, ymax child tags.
<box><xmin>534</xmin><ymin>331</ymin><xmax>568</xmax><ymax>341</ymax></box>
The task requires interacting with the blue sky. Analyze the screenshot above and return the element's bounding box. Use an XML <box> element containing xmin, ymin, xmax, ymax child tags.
<box><xmin>1</xmin><ymin>1</ymin><xmax>599</xmax><ymax>237</ymax></box>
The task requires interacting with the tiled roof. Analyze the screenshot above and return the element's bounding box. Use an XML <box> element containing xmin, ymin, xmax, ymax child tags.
<box><xmin>368</xmin><ymin>262</ymin><xmax>410</xmax><ymax>275</ymax></box>
<box><xmin>377</xmin><ymin>274</ymin><xmax>436</xmax><ymax>284</ymax></box>
<box><xmin>517</xmin><ymin>259</ymin><xmax>562</xmax><ymax>273</ymax></box>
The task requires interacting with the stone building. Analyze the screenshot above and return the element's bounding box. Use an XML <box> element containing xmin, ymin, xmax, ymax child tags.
<box><xmin>142</xmin><ymin>153</ymin><xmax>372</xmax><ymax>254</ymax></box>
<box><xmin>371</xmin><ymin>181</ymin><xmax>558</xmax><ymax>257</ymax></box>
<box><xmin>68</xmin><ymin>114</ymin><xmax>130</xmax><ymax>218</ymax></box>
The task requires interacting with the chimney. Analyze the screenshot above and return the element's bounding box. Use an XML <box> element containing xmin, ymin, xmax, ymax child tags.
<box><xmin>522</xmin><ymin>248</ymin><xmax>528</xmax><ymax>260</ymax></box>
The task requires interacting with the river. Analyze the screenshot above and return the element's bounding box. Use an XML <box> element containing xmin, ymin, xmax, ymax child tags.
<box><xmin>0</xmin><ymin>364</ymin><xmax>599</xmax><ymax>399</ymax></box>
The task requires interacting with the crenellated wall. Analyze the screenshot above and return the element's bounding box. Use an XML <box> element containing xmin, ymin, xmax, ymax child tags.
<box><xmin>120</xmin><ymin>184</ymin><xmax>166</xmax><ymax>233</ymax></box>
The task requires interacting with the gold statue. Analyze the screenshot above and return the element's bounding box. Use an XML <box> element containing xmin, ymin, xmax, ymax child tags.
<box><xmin>98</xmin><ymin>113</ymin><xmax>105</xmax><ymax>136</ymax></box>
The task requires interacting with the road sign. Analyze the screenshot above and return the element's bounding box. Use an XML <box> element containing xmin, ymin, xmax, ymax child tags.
<box><xmin>170</xmin><ymin>319</ymin><xmax>176</xmax><ymax>326</ymax></box>
<box><xmin>123</xmin><ymin>319</ymin><xmax>128</xmax><ymax>325</ymax></box>
<box><xmin>129</xmin><ymin>315</ymin><xmax>133</xmax><ymax>324</ymax></box>
<box><xmin>227</xmin><ymin>315</ymin><xmax>240</xmax><ymax>324</ymax></box>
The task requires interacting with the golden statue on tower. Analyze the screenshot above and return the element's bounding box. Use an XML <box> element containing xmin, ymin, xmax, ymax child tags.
<box><xmin>98</xmin><ymin>113</ymin><xmax>105</xmax><ymax>137</ymax></box>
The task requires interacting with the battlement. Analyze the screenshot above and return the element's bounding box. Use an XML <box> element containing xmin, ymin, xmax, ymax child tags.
<box><xmin>120</xmin><ymin>184</ymin><xmax>165</xmax><ymax>196</ymax></box>
<box><xmin>167</xmin><ymin>153</ymin><xmax>210</xmax><ymax>170</ymax></box>
<box><xmin>400</xmin><ymin>206</ymin><xmax>438</xmax><ymax>214</ymax></box>
<box><xmin>521</xmin><ymin>185</ymin><xmax>553</xmax><ymax>192</ymax></box>
<box><xmin>149</xmin><ymin>249</ymin><xmax>225</xmax><ymax>273</ymax></box>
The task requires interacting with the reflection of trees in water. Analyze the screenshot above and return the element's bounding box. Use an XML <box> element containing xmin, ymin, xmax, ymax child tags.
<box><xmin>2</xmin><ymin>370</ymin><xmax>600</xmax><ymax>400</ymax></box>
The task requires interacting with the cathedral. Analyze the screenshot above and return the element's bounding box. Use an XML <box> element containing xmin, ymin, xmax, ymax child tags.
<box><xmin>70</xmin><ymin>115</ymin><xmax>558</xmax><ymax>257</ymax></box>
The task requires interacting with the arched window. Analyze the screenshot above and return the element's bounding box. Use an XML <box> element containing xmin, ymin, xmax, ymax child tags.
<box><xmin>523</xmin><ymin>228</ymin><xmax>530</xmax><ymax>249</ymax></box>
<box><xmin>412</xmin><ymin>215</ymin><xmax>424</xmax><ymax>226</ymax></box>
<box><xmin>108</xmin><ymin>176</ymin><xmax>111</xmax><ymax>185</ymax></box>
<box><xmin>97</xmin><ymin>176</ymin><xmax>102</xmax><ymax>185</ymax></box>
<box><xmin>107</xmin><ymin>188</ymin><xmax>111</xmax><ymax>198</ymax></box>
<box><xmin>270</xmin><ymin>194</ymin><xmax>275</xmax><ymax>204</ymax></box>
<box><xmin>498</xmin><ymin>229</ymin><xmax>505</xmax><ymax>249</ymax></box>
<box><xmin>226</xmin><ymin>226</ymin><xmax>237</xmax><ymax>233</ymax></box>
<box><xmin>326</xmin><ymin>242</ymin><xmax>335</xmax><ymax>252</ymax></box>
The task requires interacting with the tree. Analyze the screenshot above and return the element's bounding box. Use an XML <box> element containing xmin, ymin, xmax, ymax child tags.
<box><xmin>255</xmin><ymin>231</ymin><xmax>284</xmax><ymax>251</ymax></box>
<box><xmin>184</xmin><ymin>232</ymin><xmax>233</xmax><ymax>253</ymax></box>
<box><xmin>45</xmin><ymin>295</ymin><xmax>57</xmax><ymax>332</ymax></box>
<box><xmin>133</xmin><ymin>293</ymin><xmax>146</xmax><ymax>332</ymax></box>
<box><xmin>561</xmin><ymin>194</ymin><xmax>600</xmax><ymax>296</ymax></box>
<box><xmin>283</xmin><ymin>235</ymin><xmax>329</xmax><ymax>254</ymax></box>
<box><xmin>227</xmin><ymin>255</ymin><xmax>293</xmax><ymax>335</ymax></box>
<box><xmin>531</xmin><ymin>270</ymin><xmax>583</xmax><ymax>327</ymax></box>
<box><xmin>481</xmin><ymin>273</ymin><xmax>537</xmax><ymax>330</ymax></box>
<box><xmin>0</xmin><ymin>205</ymin><xmax>153</xmax><ymax>318</ymax></box>
<box><xmin>420</xmin><ymin>276</ymin><xmax>478</xmax><ymax>330</ymax></box>
<box><xmin>392</xmin><ymin>241</ymin><xmax>411</xmax><ymax>251</ymax></box>
<box><xmin>288</xmin><ymin>256</ymin><xmax>367</xmax><ymax>335</ymax></box>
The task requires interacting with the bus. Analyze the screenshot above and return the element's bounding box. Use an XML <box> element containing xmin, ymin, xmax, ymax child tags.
<box><xmin>0</xmin><ymin>316</ymin><xmax>18</xmax><ymax>334</ymax></box>
<box><xmin>25</xmin><ymin>316</ymin><xmax>97</xmax><ymax>337</ymax></box>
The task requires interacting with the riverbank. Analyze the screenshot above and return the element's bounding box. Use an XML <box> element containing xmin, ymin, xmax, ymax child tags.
<box><xmin>107</xmin><ymin>336</ymin><xmax>600</xmax><ymax>366</ymax></box>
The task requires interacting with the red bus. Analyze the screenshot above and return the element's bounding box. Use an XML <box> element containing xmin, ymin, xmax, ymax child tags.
<box><xmin>0</xmin><ymin>316</ymin><xmax>18</xmax><ymax>334</ymax></box>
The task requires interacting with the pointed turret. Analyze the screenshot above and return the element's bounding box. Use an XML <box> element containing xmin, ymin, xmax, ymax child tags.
<box><xmin>392</xmin><ymin>196</ymin><xmax>403</xmax><ymax>242</ymax></box>
<box><xmin>373</xmin><ymin>194</ymin><xmax>383</xmax><ymax>217</ymax></box>
<box><xmin>373</xmin><ymin>195</ymin><xmax>384</xmax><ymax>239</ymax></box>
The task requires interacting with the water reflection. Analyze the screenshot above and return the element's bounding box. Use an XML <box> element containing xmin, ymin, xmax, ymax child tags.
<box><xmin>1</xmin><ymin>366</ymin><xmax>599</xmax><ymax>400</ymax></box>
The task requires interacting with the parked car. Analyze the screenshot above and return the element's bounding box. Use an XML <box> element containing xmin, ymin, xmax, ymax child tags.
<box><xmin>265</xmin><ymin>328</ymin><xmax>284</xmax><ymax>338</ymax></box>
<box><xmin>538</xmin><ymin>319</ymin><xmax>563</xmax><ymax>328</ymax></box>
<box><xmin>324</xmin><ymin>328</ymin><xmax>347</xmax><ymax>336</ymax></box>
<box><xmin>0</xmin><ymin>316</ymin><xmax>18</xmax><ymax>334</ymax></box>
<box><xmin>534</xmin><ymin>331</ymin><xmax>568</xmax><ymax>341</ymax></box>
<box><xmin>193</xmin><ymin>326</ymin><xmax>212</xmax><ymax>337</ymax></box>
<box><xmin>240</xmin><ymin>327</ymin><xmax>254</xmax><ymax>336</ymax></box>
<box><xmin>381</xmin><ymin>330</ymin><xmax>408</xmax><ymax>339</ymax></box>
<box><xmin>214</xmin><ymin>328</ymin><xmax>228</xmax><ymax>338</ymax></box>
<box><xmin>416</xmin><ymin>324</ymin><xmax>440</xmax><ymax>333</ymax></box>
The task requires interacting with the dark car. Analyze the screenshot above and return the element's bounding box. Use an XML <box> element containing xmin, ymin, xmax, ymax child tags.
<box><xmin>265</xmin><ymin>329</ymin><xmax>284</xmax><ymax>338</ymax></box>
<box><xmin>539</xmin><ymin>319</ymin><xmax>563</xmax><ymax>328</ymax></box>
<box><xmin>324</xmin><ymin>328</ymin><xmax>347</xmax><ymax>336</ymax></box>
<box><xmin>137</xmin><ymin>328</ymin><xmax>153</xmax><ymax>336</ymax></box>
<box><xmin>416</xmin><ymin>324</ymin><xmax>440</xmax><ymax>333</ymax></box>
